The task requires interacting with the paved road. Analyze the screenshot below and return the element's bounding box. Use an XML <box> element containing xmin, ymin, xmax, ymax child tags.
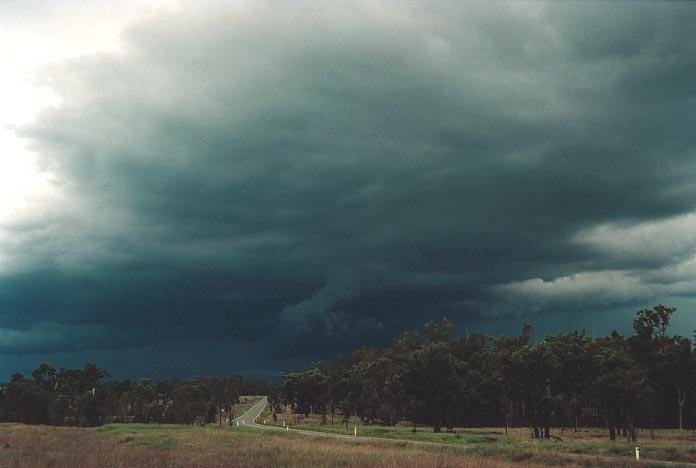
<box><xmin>231</xmin><ymin>397</ymin><xmax>268</xmax><ymax>427</ymax></box>
<box><xmin>233</xmin><ymin>396</ymin><xmax>456</xmax><ymax>447</ymax></box>
<box><xmin>232</xmin><ymin>397</ymin><xmax>696</xmax><ymax>467</ymax></box>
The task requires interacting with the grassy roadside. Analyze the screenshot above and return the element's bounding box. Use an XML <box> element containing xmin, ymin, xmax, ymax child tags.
<box><xmin>0</xmin><ymin>422</ymin><xmax>551</xmax><ymax>467</ymax></box>
<box><xmin>3</xmin><ymin>412</ymin><xmax>692</xmax><ymax>467</ymax></box>
<box><xmin>257</xmin><ymin>409</ymin><xmax>696</xmax><ymax>465</ymax></box>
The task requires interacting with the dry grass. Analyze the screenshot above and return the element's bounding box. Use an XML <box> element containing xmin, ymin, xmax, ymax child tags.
<box><xmin>3</xmin><ymin>420</ymin><xmax>692</xmax><ymax>467</ymax></box>
<box><xmin>259</xmin><ymin>408</ymin><xmax>696</xmax><ymax>465</ymax></box>
<box><xmin>0</xmin><ymin>422</ymin><xmax>548</xmax><ymax>467</ymax></box>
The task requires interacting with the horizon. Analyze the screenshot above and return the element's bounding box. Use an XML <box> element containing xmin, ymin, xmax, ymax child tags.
<box><xmin>1</xmin><ymin>304</ymin><xmax>688</xmax><ymax>382</ymax></box>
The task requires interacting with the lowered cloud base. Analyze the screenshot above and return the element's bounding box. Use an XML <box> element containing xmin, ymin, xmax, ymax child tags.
<box><xmin>1</xmin><ymin>0</ymin><xmax>695</xmax><ymax>377</ymax></box>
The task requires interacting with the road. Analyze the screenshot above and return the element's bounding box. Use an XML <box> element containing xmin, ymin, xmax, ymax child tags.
<box><xmin>233</xmin><ymin>396</ymin><xmax>458</xmax><ymax>447</ymax></box>
<box><xmin>231</xmin><ymin>397</ymin><xmax>696</xmax><ymax>467</ymax></box>
<box><xmin>230</xmin><ymin>397</ymin><xmax>268</xmax><ymax>427</ymax></box>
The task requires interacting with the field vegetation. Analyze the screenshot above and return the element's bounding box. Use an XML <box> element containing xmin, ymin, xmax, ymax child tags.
<box><xmin>5</xmin><ymin>418</ymin><xmax>696</xmax><ymax>467</ymax></box>
<box><xmin>259</xmin><ymin>407</ymin><xmax>696</xmax><ymax>465</ymax></box>
<box><xmin>0</xmin><ymin>422</ymin><xmax>554</xmax><ymax>467</ymax></box>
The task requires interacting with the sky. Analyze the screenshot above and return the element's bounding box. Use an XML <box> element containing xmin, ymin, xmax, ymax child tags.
<box><xmin>1</xmin><ymin>1</ymin><xmax>695</xmax><ymax>380</ymax></box>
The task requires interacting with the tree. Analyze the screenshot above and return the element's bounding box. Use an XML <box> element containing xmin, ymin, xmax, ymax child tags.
<box><xmin>633</xmin><ymin>305</ymin><xmax>676</xmax><ymax>345</ymax></box>
<box><xmin>592</xmin><ymin>335</ymin><xmax>648</xmax><ymax>441</ymax></box>
<box><xmin>630</xmin><ymin>305</ymin><xmax>694</xmax><ymax>430</ymax></box>
<box><xmin>281</xmin><ymin>367</ymin><xmax>328</xmax><ymax>418</ymax></box>
<box><xmin>509</xmin><ymin>341</ymin><xmax>561</xmax><ymax>439</ymax></box>
<box><xmin>544</xmin><ymin>331</ymin><xmax>593</xmax><ymax>431</ymax></box>
<box><xmin>662</xmin><ymin>337</ymin><xmax>694</xmax><ymax>430</ymax></box>
<box><xmin>5</xmin><ymin>373</ymin><xmax>51</xmax><ymax>424</ymax></box>
<box><xmin>403</xmin><ymin>341</ymin><xmax>461</xmax><ymax>432</ymax></box>
<box><xmin>171</xmin><ymin>382</ymin><xmax>208</xmax><ymax>425</ymax></box>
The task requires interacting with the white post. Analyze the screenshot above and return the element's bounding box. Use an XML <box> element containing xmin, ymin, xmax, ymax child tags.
<box><xmin>354</xmin><ymin>426</ymin><xmax>357</xmax><ymax>437</ymax></box>
<box><xmin>635</xmin><ymin>447</ymin><xmax>640</xmax><ymax>461</ymax></box>
<box><xmin>286</xmin><ymin>425</ymin><xmax>289</xmax><ymax>431</ymax></box>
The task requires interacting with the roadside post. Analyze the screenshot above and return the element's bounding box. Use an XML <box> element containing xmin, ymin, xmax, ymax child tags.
<box><xmin>354</xmin><ymin>426</ymin><xmax>357</xmax><ymax>437</ymax></box>
<box><xmin>635</xmin><ymin>447</ymin><xmax>640</xmax><ymax>461</ymax></box>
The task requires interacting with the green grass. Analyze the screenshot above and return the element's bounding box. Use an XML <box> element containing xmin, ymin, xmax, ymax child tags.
<box><xmin>289</xmin><ymin>423</ymin><xmax>489</xmax><ymax>445</ymax></box>
<box><xmin>259</xmin><ymin>411</ymin><xmax>696</xmax><ymax>465</ymax></box>
<box><xmin>261</xmin><ymin>410</ymin><xmax>500</xmax><ymax>446</ymax></box>
<box><xmin>3</xmin><ymin>421</ymin><xmax>671</xmax><ymax>467</ymax></box>
<box><xmin>97</xmin><ymin>423</ymin><xmax>180</xmax><ymax>449</ymax></box>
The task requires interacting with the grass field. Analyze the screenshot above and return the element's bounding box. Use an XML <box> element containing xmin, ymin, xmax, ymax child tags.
<box><xmin>259</xmin><ymin>407</ymin><xmax>696</xmax><ymax>466</ymax></box>
<box><xmin>0</xmin><ymin>422</ymin><xmax>553</xmax><ymax>467</ymax></box>
<box><xmin>2</xmin><ymin>404</ymin><xmax>695</xmax><ymax>467</ymax></box>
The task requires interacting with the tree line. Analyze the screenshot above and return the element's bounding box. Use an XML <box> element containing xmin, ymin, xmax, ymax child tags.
<box><xmin>0</xmin><ymin>364</ymin><xmax>273</xmax><ymax>427</ymax></box>
<box><xmin>274</xmin><ymin>305</ymin><xmax>695</xmax><ymax>441</ymax></box>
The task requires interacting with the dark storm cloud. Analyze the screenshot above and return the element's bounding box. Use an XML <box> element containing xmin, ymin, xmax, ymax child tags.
<box><xmin>2</xmin><ymin>1</ymin><xmax>696</xmax><ymax>376</ymax></box>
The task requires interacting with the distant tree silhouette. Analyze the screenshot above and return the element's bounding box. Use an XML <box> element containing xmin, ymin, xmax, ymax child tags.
<box><xmin>279</xmin><ymin>306</ymin><xmax>696</xmax><ymax>441</ymax></box>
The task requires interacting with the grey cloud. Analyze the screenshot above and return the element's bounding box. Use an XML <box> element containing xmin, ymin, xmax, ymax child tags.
<box><xmin>574</xmin><ymin>213</ymin><xmax>696</xmax><ymax>267</ymax></box>
<box><xmin>281</xmin><ymin>271</ymin><xmax>361</xmax><ymax>334</ymax></box>
<box><xmin>2</xmin><ymin>1</ymin><xmax>696</xmax><ymax>376</ymax></box>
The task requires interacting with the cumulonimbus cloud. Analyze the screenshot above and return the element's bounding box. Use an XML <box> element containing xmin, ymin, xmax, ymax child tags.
<box><xmin>1</xmin><ymin>1</ymin><xmax>695</xmax><ymax>372</ymax></box>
